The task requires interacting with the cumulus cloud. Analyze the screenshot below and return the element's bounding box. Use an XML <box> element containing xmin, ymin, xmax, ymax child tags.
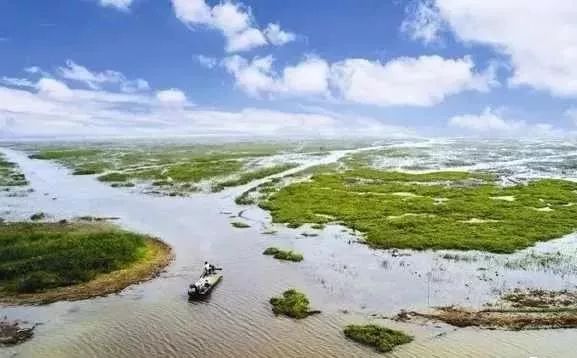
<box><xmin>264</xmin><ymin>24</ymin><xmax>296</xmax><ymax>46</ymax></box>
<box><xmin>222</xmin><ymin>55</ymin><xmax>329</xmax><ymax>97</ymax></box>
<box><xmin>170</xmin><ymin>0</ymin><xmax>295</xmax><ymax>52</ymax></box>
<box><xmin>0</xmin><ymin>61</ymin><xmax>408</xmax><ymax>138</ymax></box>
<box><xmin>449</xmin><ymin>108</ymin><xmax>559</xmax><ymax>137</ymax></box>
<box><xmin>224</xmin><ymin>54</ymin><xmax>495</xmax><ymax>106</ymax></box>
<box><xmin>331</xmin><ymin>55</ymin><xmax>495</xmax><ymax>106</ymax></box>
<box><xmin>99</xmin><ymin>0</ymin><xmax>133</xmax><ymax>11</ymax></box>
<box><xmin>405</xmin><ymin>0</ymin><xmax>577</xmax><ymax>98</ymax></box>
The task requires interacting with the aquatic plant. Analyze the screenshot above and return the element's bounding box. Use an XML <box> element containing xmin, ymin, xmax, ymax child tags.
<box><xmin>263</xmin><ymin>169</ymin><xmax>577</xmax><ymax>253</ymax></box>
<box><xmin>98</xmin><ymin>172</ymin><xmax>129</xmax><ymax>182</ymax></box>
<box><xmin>269</xmin><ymin>289</ymin><xmax>319</xmax><ymax>319</ymax></box>
<box><xmin>231</xmin><ymin>221</ymin><xmax>250</xmax><ymax>228</ymax></box>
<box><xmin>29</xmin><ymin>212</ymin><xmax>46</xmax><ymax>221</ymax></box>
<box><xmin>0</xmin><ymin>155</ymin><xmax>27</xmax><ymax>187</ymax></box>
<box><xmin>262</xmin><ymin>247</ymin><xmax>303</xmax><ymax>262</ymax></box>
<box><xmin>0</xmin><ymin>222</ymin><xmax>154</xmax><ymax>295</ymax></box>
<box><xmin>212</xmin><ymin>163</ymin><xmax>298</xmax><ymax>192</ymax></box>
<box><xmin>343</xmin><ymin>324</ymin><xmax>413</xmax><ymax>353</ymax></box>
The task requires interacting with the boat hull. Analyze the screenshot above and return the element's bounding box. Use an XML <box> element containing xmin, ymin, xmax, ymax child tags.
<box><xmin>188</xmin><ymin>273</ymin><xmax>222</xmax><ymax>299</ymax></box>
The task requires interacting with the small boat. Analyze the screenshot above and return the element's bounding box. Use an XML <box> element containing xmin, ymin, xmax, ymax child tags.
<box><xmin>188</xmin><ymin>270</ymin><xmax>223</xmax><ymax>299</ymax></box>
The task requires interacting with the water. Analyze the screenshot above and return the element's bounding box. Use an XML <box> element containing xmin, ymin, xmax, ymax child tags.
<box><xmin>2</xmin><ymin>139</ymin><xmax>577</xmax><ymax>357</ymax></box>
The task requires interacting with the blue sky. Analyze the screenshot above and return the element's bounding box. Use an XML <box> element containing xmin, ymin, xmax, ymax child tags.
<box><xmin>1</xmin><ymin>0</ymin><xmax>576</xmax><ymax>138</ymax></box>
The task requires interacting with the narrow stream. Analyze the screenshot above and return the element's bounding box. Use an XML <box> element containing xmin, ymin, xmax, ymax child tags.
<box><xmin>2</xmin><ymin>146</ymin><xmax>577</xmax><ymax>358</ymax></box>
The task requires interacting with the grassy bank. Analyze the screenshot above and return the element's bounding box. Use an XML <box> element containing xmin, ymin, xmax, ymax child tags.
<box><xmin>269</xmin><ymin>289</ymin><xmax>319</xmax><ymax>319</ymax></box>
<box><xmin>343</xmin><ymin>324</ymin><xmax>413</xmax><ymax>353</ymax></box>
<box><xmin>262</xmin><ymin>168</ymin><xmax>577</xmax><ymax>253</ymax></box>
<box><xmin>0</xmin><ymin>222</ymin><xmax>172</xmax><ymax>304</ymax></box>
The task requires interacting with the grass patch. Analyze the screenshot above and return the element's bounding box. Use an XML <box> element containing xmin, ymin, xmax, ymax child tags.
<box><xmin>98</xmin><ymin>172</ymin><xmax>129</xmax><ymax>182</ymax></box>
<box><xmin>0</xmin><ymin>154</ymin><xmax>27</xmax><ymax>187</ymax></box>
<box><xmin>0</xmin><ymin>222</ymin><xmax>172</xmax><ymax>303</ymax></box>
<box><xmin>262</xmin><ymin>247</ymin><xmax>303</xmax><ymax>262</ymax></box>
<box><xmin>269</xmin><ymin>289</ymin><xmax>319</xmax><ymax>319</ymax></box>
<box><xmin>263</xmin><ymin>168</ymin><xmax>577</xmax><ymax>253</ymax></box>
<box><xmin>212</xmin><ymin>164</ymin><xmax>298</xmax><ymax>191</ymax></box>
<box><xmin>343</xmin><ymin>324</ymin><xmax>413</xmax><ymax>353</ymax></box>
<box><xmin>231</xmin><ymin>221</ymin><xmax>250</xmax><ymax>228</ymax></box>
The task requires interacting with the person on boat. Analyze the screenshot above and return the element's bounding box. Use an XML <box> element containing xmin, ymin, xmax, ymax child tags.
<box><xmin>203</xmin><ymin>261</ymin><xmax>212</xmax><ymax>277</ymax></box>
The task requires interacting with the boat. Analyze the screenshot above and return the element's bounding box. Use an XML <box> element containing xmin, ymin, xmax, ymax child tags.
<box><xmin>188</xmin><ymin>270</ymin><xmax>223</xmax><ymax>299</ymax></box>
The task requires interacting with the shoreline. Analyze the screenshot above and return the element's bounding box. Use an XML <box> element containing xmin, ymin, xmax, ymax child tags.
<box><xmin>0</xmin><ymin>237</ymin><xmax>173</xmax><ymax>306</ymax></box>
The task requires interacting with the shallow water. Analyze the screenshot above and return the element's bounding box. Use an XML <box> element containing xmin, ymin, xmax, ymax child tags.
<box><xmin>2</xmin><ymin>140</ymin><xmax>577</xmax><ymax>357</ymax></box>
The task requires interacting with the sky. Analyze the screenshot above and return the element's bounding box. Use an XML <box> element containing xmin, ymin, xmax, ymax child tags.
<box><xmin>1</xmin><ymin>0</ymin><xmax>577</xmax><ymax>139</ymax></box>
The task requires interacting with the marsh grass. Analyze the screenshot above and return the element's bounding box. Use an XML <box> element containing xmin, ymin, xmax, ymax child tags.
<box><xmin>0</xmin><ymin>222</ymin><xmax>156</xmax><ymax>295</ymax></box>
<box><xmin>0</xmin><ymin>155</ymin><xmax>27</xmax><ymax>187</ymax></box>
<box><xmin>269</xmin><ymin>289</ymin><xmax>319</xmax><ymax>319</ymax></box>
<box><xmin>262</xmin><ymin>247</ymin><xmax>303</xmax><ymax>262</ymax></box>
<box><xmin>263</xmin><ymin>169</ymin><xmax>577</xmax><ymax>253</ymax></box>
<box><xmin>343</xmin><ymin>324</ymin><xmax>413</xmax><ymax>353</ymax></box>
<box><xmin>212</xmin><ymin>163</ymin><xmax>297</xmax><ymax>192</ymax></box>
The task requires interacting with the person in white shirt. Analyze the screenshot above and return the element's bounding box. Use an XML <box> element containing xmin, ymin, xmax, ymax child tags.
<box><xmin>203</xmin><ymin>261</ymin><xmax>211</xmax><ymax>277</ymax></box>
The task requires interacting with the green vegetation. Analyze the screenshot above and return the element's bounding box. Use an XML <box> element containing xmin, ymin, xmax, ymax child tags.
<box><xmin>212</xmin><ymin>163</ymin><xmax>297</xmax><ymax>191</ymax></box>
<box><xmin>29</xmin><ymin>212</ymin><xmax>46</xmax><ymax>221</ymax></box>
<box><xmin>269</xmin><ymin>289</ymin><xmax>319</xmax><ymax>319</ymax></box>
<box><xmin>98</xmin><ymin>172</ymin><xmax>129</xmax><ymax>182</ymax></box>
<box><xmin>0</xmin><ymin>154</ymin><xmax>27</xmax><ymax>187</ymax></box>
<box><xmin>262</xmin><ymin>247</ymin><xmax>303</xmax><ymax>262</ymax></box>
<box><xmin>343</xmin><ymin>324</ymin><xmax>413</xmax><ymax>353</ymax></box>
<box><xmin>231</xmin><ymin>221</ymin><xmax>250</xmax><ymax>228</ymax></box>
<box><xmin>262</xmin><ymin>168</ymin><xmax>577</xmax><ymax>253</ymax></box>
<box><xmin>0</xmin><ymin>222</ymin><xmax>157</xmax><ymax>296</ymax></box>
<box><xmin>26</xmin><ymin>143</ymin><xmax>325</xmax><ymax>195</ymax></box>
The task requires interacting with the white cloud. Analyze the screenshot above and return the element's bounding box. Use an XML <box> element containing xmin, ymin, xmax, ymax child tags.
<box><xmin>264</xmin><ymin>24</ymin><xmax>296</xmax><ymax>46</ymax></box>
<box><xmin>195</xmin><ymin>55</ymin><xmax>218</xmax><ymax>69</ymax></box>
<box><xmin>0</xmin><ymin>61</ymin><xmax>408</xmax><ymax>138</ymax></box>
<box><xmin>99</xmin><ymin>0</ymin><xmax>133</xmax><ymax>11</ymax></box>
<box><xmin>401</xmin><ymin>0</ymin><xmax>443</xmax><ymax>44</ymax></box>
<box><xmin>156</xmin><ymin>89</ymin><xmax>189</xmax><ymax>105</ymax></box>
<box><xmin>407</xmin><ymin>0</ymin><xmax>577</xmax><ymax>98</ymax></box>
<box><xmin>331</xmin><ymin>55</ymin><xmax>495</xmax><ymax>106</ymax></box>
<box><xmin>170</xmin><ymin>0</ymin><xmax>295</xmax><ymax>52</ymax></box>
<box><xmin>223</xmin><ymin>55</ymin><xmax>329</xmax><ymax>97</ymax></box>
<box><xmin>58</xmin><ymin>60</ymin><xmax>150</xmax><ymax>92</ymax></box>
<box><xmin>223</xmin><ymin>54</ymin><xmax>494</xmax><ymax>106</ymax></box>
<box><xmin>0</xmin><ymin>77</ymin><xmax>35</xmax><ymax>88</ymax></box>
<box><xmin>448</xmin><ymin>107</ymin><xmax>559</xmax><ymax>137</ymax></box>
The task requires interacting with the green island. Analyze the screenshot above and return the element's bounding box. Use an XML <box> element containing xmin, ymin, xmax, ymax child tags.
<box><xmin>262</xmin><ymin>247</ymin><xmax>303</xmax><ymax>262</ymax></box>
<box><xmin>269</xmin><ymin>289</ymin><xmax>320</xmax><ymax>319</ymax></box>
<box><xmin>0</xmin><ymin>221</ymin><xmax>172</xmax><ymax>304</ymax></box>
<box><xmin>343</xmin><ymin>324</ymin><xmax>413</xmax><ymax>353</ymax></box>
<box><xmin>0</xmin><ymin>154</ymin><xmax>27</xmax><ymax>187</ymax></box>
<box><xmin>260</xmin><ymin>168</ymin><xmax>577</xmax><ymax>253</ymax></box>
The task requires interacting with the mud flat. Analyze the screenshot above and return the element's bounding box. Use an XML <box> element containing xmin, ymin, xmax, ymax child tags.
<box><xmin>398</xmin><ymin>289</ymin><xmax>577</xmax><ymax>330</ymax></box>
